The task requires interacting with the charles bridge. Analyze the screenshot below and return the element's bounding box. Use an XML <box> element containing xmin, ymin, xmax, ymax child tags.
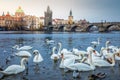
<box><xmin>52</xmin><ymin>22</ymin><xmax>120</xmax><ymax>32</ymax></box>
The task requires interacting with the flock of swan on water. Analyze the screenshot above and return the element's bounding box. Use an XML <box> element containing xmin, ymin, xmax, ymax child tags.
<box><xmin>0</xmin><ymin>38</ymin><xmax>120</xmax><ymax>78</ymax></box>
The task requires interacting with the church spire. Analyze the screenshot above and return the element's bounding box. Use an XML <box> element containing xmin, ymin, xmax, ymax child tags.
<box><xmin>70</xmin><ymin>9</ymin><xmax>72</xmax><ymax>16</ymax></box>
<box><xmin>47</xmin><ymin>6</ymin><xmax>50</xmax><ymax>12</ymax></box>
<box><xmin>2</xmin><ymin>12</ymin><xmax>5</xmax><ymax>16</ymax></box>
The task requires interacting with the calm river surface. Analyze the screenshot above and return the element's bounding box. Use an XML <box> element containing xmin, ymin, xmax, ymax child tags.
<box><xmin>0</xmin><ymin>31</ymin><xmax>120</xmax><ymax>80</ymax></box>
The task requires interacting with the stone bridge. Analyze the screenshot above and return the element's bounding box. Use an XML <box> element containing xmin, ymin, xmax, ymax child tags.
<box><xmin>54</xmin><ymin>22</ymin><xmax>120</xmax><ymax>32</ymax></box>
<box><xmin>87</xmin><ymin>22</ymin><xmax>120</xmax><ymax>32</ymax></box>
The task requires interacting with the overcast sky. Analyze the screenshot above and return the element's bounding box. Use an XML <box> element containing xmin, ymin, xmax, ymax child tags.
<box><xmin>0</xmin><ymin>0</ymin><xmax>120</xmax><ymax>22</ymax></box>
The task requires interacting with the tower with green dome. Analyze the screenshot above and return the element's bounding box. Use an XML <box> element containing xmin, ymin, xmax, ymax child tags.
<box><xmin>15</xmin><ymin>6</ymin><xmax>25</xmax><ymax>17</ymax></box>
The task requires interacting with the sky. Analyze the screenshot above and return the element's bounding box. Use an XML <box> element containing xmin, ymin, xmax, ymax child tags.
<box><xmin>0</xmin><ymin>0</ymin><xmax>120</xmax><ymax>22</ymax></box>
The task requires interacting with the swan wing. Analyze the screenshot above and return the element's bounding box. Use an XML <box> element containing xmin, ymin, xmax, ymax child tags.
<box><xmin>66</xmin><ymin>63</ymin><xmax>92</xmax><ymax>71</ymax></box>
<box><xmin>19</xmin><ymin>46</ymin><xmax>32</xmax><ymax>50</ymax></box>
<box><xmin>91</xmin><ymin>41</ymin><xmax>97</xmax><ymax>45</ymax></box>
<box><xmin>15</xmin><ymin>51</ymin><xmax>32</xmax><ymax>57</ymax></box>
<box><xmin>50</xmin><ymin>54</ymin><xmax>59</xmax><ymax>59</ymax></box>
<box><xmin>93</xmin><ymin>60</ymin><xmax>112</xmax><ymax>67</ymax></box>
<box><xmin>1</xmin><ymin>65</ymin><xmax>24</xmax><ymax>75</ymax></box>
<box><xmin>64</xmin><ymin>58</ymin><xmax>75</xmax><ymax>67</ymax></box>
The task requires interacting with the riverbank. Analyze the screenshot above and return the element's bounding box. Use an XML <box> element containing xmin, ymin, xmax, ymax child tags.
<box><xmin>0</xmin><ymin>31</ymin><xmax>120</xmax><ymax>34</ymax></box>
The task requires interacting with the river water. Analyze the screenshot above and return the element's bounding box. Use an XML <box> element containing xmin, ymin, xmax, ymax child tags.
<box><xmin>0</xmin><ymin>31</ymin><xmax>120</xmax><ymax>80</ymax></box>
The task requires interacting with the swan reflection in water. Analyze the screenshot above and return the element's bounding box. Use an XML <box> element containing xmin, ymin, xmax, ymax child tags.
<box><xmin>34</xmin><ymin>64</ymin><xmax>40</xmax><ymax>74</ymax></box>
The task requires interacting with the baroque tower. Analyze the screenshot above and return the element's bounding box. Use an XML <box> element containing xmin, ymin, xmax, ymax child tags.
<box><xmin>15</xmin><ymin>6</ymin><xmax>25</xmax><ymax>17</ymax></box>
<box><xmin>68</xmin><ymin>10</ymin><xmax>73</xmax><ymax>25</ymax></box>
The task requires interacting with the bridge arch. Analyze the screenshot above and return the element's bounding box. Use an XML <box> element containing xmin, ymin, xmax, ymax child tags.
<box><xmin>106</xmin><ymin>24</ymin><xmax>120</xmax><ymax>31</ymax></box>
<box><xmin>70</xmin><ymin>26</ymin><xmax>78</xmax><ymax>32</ymax></box>
<box><xmin>58</xmin><ymin>25</ymin><xmax>64</xmax><ymax>32</ymax></box>
<box><xmin>86</xmin><ymin>25</ymin><xmax>99</xmax><ymax>32</ymax></box>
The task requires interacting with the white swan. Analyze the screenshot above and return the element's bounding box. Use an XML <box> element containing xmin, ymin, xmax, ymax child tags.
<box><xmin>0</xmin><ymin>58</ymin><xmax>28</xmax><ymax>75</ymax></box>
<box><xmin>88</xmin><ymin>47</ymin><xmax>105</xmax><ymax>60</ymax></box>
<box><xmin>91</xmin><ymin>37</ymin><xmax>100</xmax><ymax>47</ymax></box>
<box><xmin>92</xmin><ymin>54</ymin><xmax>115</xmax><ymax>67</ymax></box>
<box><xmin>51</xmin><ymin>47</ymin><xmax>60</xmax><ymax>60</ymax></box>
<box><xmin>45</xmin><ymin>39</ymin><xmax>55</xmax><ymax>44</ymax></box>
<box><xmin>86</xmin><ymin>47</ymin><xmax>116</xmax><ymax>67</ymax></box>
<box><xmin>13</xmin><ymin>45</ymin><xmax>32</xmax><ymax>50</ymax></box>
<box><xmin>33</xmin><ymin>50</ymin><xmax>43</xmax><ymax>63</ymax></box>
<box><xmin>15</xmin><ymin>51</ymin><xmax>32</xmax><ymax>58</ymax></box>
<box><xmin>66</xmin><ymin>47</ymin><xmax>95</xmax><ymax>71</ymax></box>
<box><xmin>104</xmin><ymin>46</ymin><xmax>120</xmax><ymax>60</ymax></box>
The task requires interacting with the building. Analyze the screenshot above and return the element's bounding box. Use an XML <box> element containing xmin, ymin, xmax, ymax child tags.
<box><xmin>0</xmin><ymin>12</ymin><xmax>14</xmax><ymax>30</ymax></box>
<box><xmin>44</xmin><ymin>6</ymin><xmax>52</xmax><ymax>26</ymax></box>
<box><xmin>68</xmin><ymin>10</ymin><xmax>74</xmax><ymax>25</ymax></box>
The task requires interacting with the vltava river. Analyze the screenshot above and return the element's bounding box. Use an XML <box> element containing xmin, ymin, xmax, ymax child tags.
<box><xmin>0</xmin><ymin>31</ymin><xmax>120</xmax><ymax>80</ymax></box>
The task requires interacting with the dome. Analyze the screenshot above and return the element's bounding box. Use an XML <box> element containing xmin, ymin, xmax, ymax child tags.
<box><xmin>16</xmin><ymin>6</ymin><xmax>24</xmax><ymax>13</ymax></box>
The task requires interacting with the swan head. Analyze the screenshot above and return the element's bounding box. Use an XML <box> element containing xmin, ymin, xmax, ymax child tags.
<box><xmin>33</xmin><ymin>50</ymin><xmax>39</xmax><ymax>55</ymax></box>
<box><xmin>52</xmin><ymin>47</ymin><xmax>57</xmax><ymax>51</ymax></box>
<box><xmin>12</xmin><ymin>45</ymin><xmax>19</xmax><ymax>49</ymax></box>
<box><xmin>58</xmin><ymin>42</ymin><xmax>62</xmax><ymax>46</ymax></box>
<box><xmin>106</xmin><ymin>41</ymin><xmax>110</xmax><ymax>44</ymax></box>
<box><xmin>22</xmin><ymin>58</ymin><xmax>28</xmax><ymax>62</ymax></box>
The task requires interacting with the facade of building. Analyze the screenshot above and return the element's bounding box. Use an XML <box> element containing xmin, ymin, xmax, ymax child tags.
<box><xmin>0</xmin><ymin>12</ymin><xmax>14</xmax><ymax>30</ymax></box>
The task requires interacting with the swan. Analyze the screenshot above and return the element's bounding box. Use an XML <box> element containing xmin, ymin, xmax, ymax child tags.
<box><xmin>66</xmin><ymin>47</ymin><xmax>96</xmax><ymax>71</ymax></box>
<box><xmin>92</xmin><ymin>54</ymin><xmax>115</xmax><ymax>67</ymax></box>
<box><xmin>15</xmin><ymin>51</ymin><xmax>32</xmax><ymax>58</ymax></box>
<box><xmin>45</xmin><ymin>39</ymin><xmax>55</xmax><ymax>44</ymax></box>
<box><xmin>51</xmin><ymin>47</ymin><xmax>60</xmax><ymax>60</ymax></box>
<box><xmin>85</xmin><ymin>47</ymin><xmax>116</xmax><ymax>67</ymax></box>
<box><xmin>88</xmin><ymin>47</ymin><xmax>105</xmax><ymax>60</ymax></box>
<box><xmin>33</xmin><ymin>50</ymin><xmax>43</xmax><ymax>64</ymax></box>
<box><xmin>13</xmin><ymin>45</ymin><xmax>32</xmax><ymax>50</ymax></box>
<box><xmin>0</xmin><ymin>58</ymin><xmax>28</xmax><ymax>75</ymax></box>
<box><xmin>91</xmin><ymin>37</ymin><xmax>100</xmax><ymax>47</ymax></box>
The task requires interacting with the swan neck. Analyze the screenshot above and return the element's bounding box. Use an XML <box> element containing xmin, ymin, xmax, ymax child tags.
<box><xmin>111</xmin><ymin>54</ymin><xmax>115</xmax><ymax>66</ymax></box>
<box><xmin>36</xmin><ymin>53</ymin><xmax>39</xmax><ymax>59</ymax></box>
<box><xmin>58</xmin><ymin>44</ymin><xmax>62</xmax><ymax>54</ymax></box>
<box><xmin>21</xmin><ymin>58</ymin><xmax>25</xmax><ymax>68</ymax></box>
<box><xmin>88</xmin><ymin>51</ymin><xmax>93</xmax><ymax>65</ymax></box>
<box><xmin>106</xmin><ymin>43</ymin><xmax>109</xmax><ymax>49</ymax></box>
<box><xmin>52</xmin><ymin>48</ymin><xmax>55</xmax><ymax>54</ymax></box>
<box><xmin>99</xmin><ymin>49</ymin><xmax>103</xmax><ymax>57</ymax></box>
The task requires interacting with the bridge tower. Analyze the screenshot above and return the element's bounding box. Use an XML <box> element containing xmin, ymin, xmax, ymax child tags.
<box><xmin>44</xmin><ymin>6</ymin><xmax>53</xmax><ymax>33</ymax></box>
